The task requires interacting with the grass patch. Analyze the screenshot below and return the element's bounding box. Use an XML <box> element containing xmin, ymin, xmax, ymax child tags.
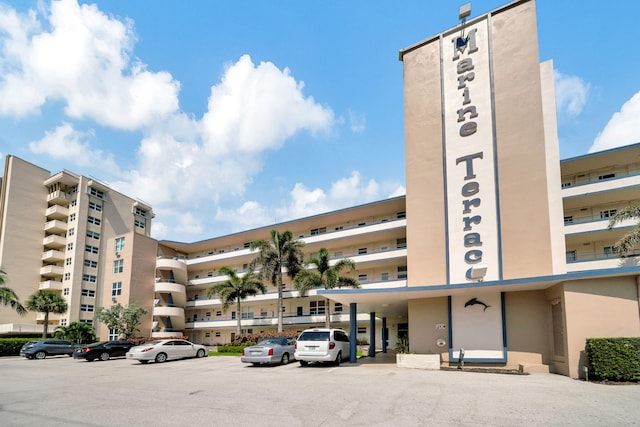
<box><xmin>208</xmin><ymin>351</ymin><xmax>241</xmax><ymax>357</ymax></box>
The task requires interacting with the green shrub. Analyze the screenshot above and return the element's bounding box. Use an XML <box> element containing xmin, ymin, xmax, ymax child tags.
<box><xmin>586</xmin><ymin>337</ymin><xmax>640</xmax><ymax>382</ymax></box>
<box><xmin>0</xmin><ymin>338</ymin><xmax>34</xmax><ymax>356</ymax></box>
<box><xmin>217</xmin><ymin>345</ymin><xmax>244</xmax><ymax>353</ymax></box>
<box><xmin>230</xmin><ymin>332</ymin><xmax>298</xmax><ymax>347</ymax></box>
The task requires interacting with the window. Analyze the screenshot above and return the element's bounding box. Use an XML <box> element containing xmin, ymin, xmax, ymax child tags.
<box><xmin>84</xmin><ymin>259</ymin><xmax>97</xmax><ymax>268</ymax></box>
<box><xmin>81</xmin><ymin>289</ymin><xmax>95</xmax><ymax>297</ymax></box>
<box><xmin>334</xmin><ymin>303</ymin><xmax>343</xmax><ymax>313</ymax></box>
<box><xmin>68</xmin><ymin>228</ymin><xmax>75</xmax><ymax>236</ymax></box>
<box><xmin>561</xmin><ymin>181</ymin><xmax>572</xmax><ymax>188</ymax></box>
<box><xmin>69</xmin><ymin>213</ymin><xmax>76</xmax><ymax>221</ymax></box>
<box><xmin>358</xmin><ymin>248</ymin><xmax>368</xmax><ymax>254</ymax></box>
<box><xmin>398</xmin><ymin>266</ymin><xmax>408</xmax><ymax>279</ymax></box>
<box><xmin>85</xmin><ymin>245</ymin><xmax>99</xmax><ymax>254</ymax></box>
<box><xmin>89</xmin><ymin>201</ymin><xmax>102</xmax><ymax>212</ymax></box>
<box><xmin>205</xmin><ymin>332</ymin><xmax>211</xmax><ymax>338</ymax></box>
<box><xmin>297</xmin><ymin>306</ymin><xmax>303</xmax><ymax>316</ymax></box>
<box><xmin>216</xmin><ymin>311</ymin><xmax>222</xmax><ymax>317</ymax></box>
<box><xmin>111</xmin><ymin>282</ymin><xmax>122</xmax><ymax>296</ymax></box>
<box><xmin>69</xmin><ymin>185</ymin><xmax>78</xmax><ymax>194</ymax></box>
<box><xmin>566</xmin><ymin>251</ymin><xmax>577</xmax><ymax>262</ymax></box>
<box><xmin>310</xmin><ymin>300</ymin><xmax>325</xmax><ymax>315</ymax></box>
<box><xmin>358</xmin><ymin>327</ymin><xmax>367</xmax><ymax>334</ymax></box>
<box><xmin>108</xmin><ymin>328</ymin><xmax>118</xmax><ymax>341</ymax></box>
<box><xmin>87</xmin><ymin>216</ymin><xmax>101</xmax><ymax>226</ymax></box>
<box><xmin>231</xmin><ymin>312</ymin><xmax>236</xmax><ymax>320</ymax></box>
<box><xmin>115</xmin><ymin>237</ymin><xmax>125</xmax><ymax>252</ymax></box>
<box><xmin>603</xmin><ymin>246</ymin><xmax>617</xmax><ymax>257</ymax></box>
<box><xmin>358</xmin><ymin>222</ymin><xmax>366</xmax><ymax>227</ymax></box>
<box><xmin>260</xmin><ymin>308</ymin><xmax>268</xmax><ymax>317</ymax></box>
<box><xmin>205</xmin><ymin>311</ymin><xmax>211</xmax><ymax>317</ymax></box>
<box><xmin>79</xmin><ymin>319</ymin><xmax>93</xmax><ymax>325</ymax></box>
<box><xmin>396</xmin><ymin>238</ymin><xmax>407</xmax><ymax>249</ymax></box>
<box><xmin>381</xmin><ymin>272</ymin><xmax>389</xmax><ymax>281</ymax></box>
<box><xmin>134</xmin><ymin>219</ymin><xmax>145</xmax><ymax>229</ymax></box>
<box><xmin>598</xmin><ymin>173</ymin><xmax>615</xmax><ymax>181</ymax></box>
<box><xmin>600</xmin><ymin>209</ymin><xmax>617</xmax><ymax>219</ymax></box>
<box><xmin>86</xmin><ymin>230</ymin><xmax>100</xmax><ymax>240</ymax></box>
<box><xmin>133</xmin><ymin>207</ymin><xmax>148</xmax><ymax>217</ymax></box>
<box><xmin>397</xmin><ymin>211</ymin><xmax>406</xmax><ymax>219</ymax></box>
<box><xmin>564</xmin><ymin>216</ymin><xmax>573</xmax><ymax>224</ymax></box>
<box><xmin>63</xmin><ymin>288</ymin><xmax>69</xmax><ymax>295</ymax></box>
<box><xmin>60</xmin><ymin>319</ymin><xmax>67</xmax><ymax>326</ymax></box>
<box><xmin>71</xmin><ymin>199</ymin><xmax>77</xmax><ymax>207</ymax></box>
<box><xmin>241</xmin><ymin>307</ymin><xmax>254</xmax><ymax>319</ymax></box>
<box><xmin>67</xmin><ymin>243</ymin><xmax>73</xmax><ymax>251</ymax></box>
<box><xmin>80</xmin><ymin>304</ymin><xmax>94</xmax><ymax>312</ymax></box>
<box><xmin>243</xmin><ymin>242</ymin><xmax>251</xmax><ymax>248</ymax></box>
<box><xmin>89</xmin><ymin>187</ymin><xmax>104</xmax><ymax>199</ymax></box>
<box><xmin>358</xmin><ymin>274</ymin><xmax>368</xmax><ymax>281</ymax></box>
<box><xmin>334</xmin><ymin>251</ymin><xmax>343</xmax><ymax>257</ymax></box>
<box><xmin>65</xmin><ymin>258</ymin><xmax>72</xmax><ymax>266</ymax></box>
<box><xmin>310</xmin><ymin>227</ymin><xmax>326</xmax><ymax>236</ymax></box>
<box><xmin>215</xmin><ymin>332</ymin><xmax>221</xmax><ymax>338</ymax></box>
<box><xmin>64</xmin><ymin>273</ymin><xmax>71</xmax><ymax>281</ymax></box>
<box><xmin>82</xmin><ymin>274</ymin><xmax>97</xmax><ymax>283</ymax></box>
<box><xmin>335</xmin><ymin>226</ymin><xmax>343</xmax><ymax>231</ymax></box>
<box><xmin>113</xmin><ymin>259</ymin><xmax>124</xmax><ymax>274</ymax></box>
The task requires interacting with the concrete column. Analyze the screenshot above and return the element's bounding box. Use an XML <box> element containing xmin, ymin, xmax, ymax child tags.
<box><xmin>349</xmin><ymin>303</ymin><xmax>357</xmax><ymax>363</ymax></box>
<box><xmin>369</xmin><ymin>312</ymin><xmax>376</xmax><ymax>357</ymax></box>
<box><xmin>382</xmin><ymin>317</ymin><xmax>387</xmax><ymax>353</ymax></box>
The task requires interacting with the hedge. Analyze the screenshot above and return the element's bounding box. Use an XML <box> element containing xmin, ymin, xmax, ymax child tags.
<box><xmin>0</xmin><ymin>338</ymin><xmax>36</xmax><ymax>356</ymax></box>
<box><xmin>586</xmin><ymin>337</ymin><xmax>640</xmax><ymax>382</ymax></box>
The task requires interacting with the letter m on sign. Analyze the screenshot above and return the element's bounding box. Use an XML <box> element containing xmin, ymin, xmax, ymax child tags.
<box><xmin>452</xmin><ymin>28</ymin><xmax>478</xmax><ymax>60</ymax></box>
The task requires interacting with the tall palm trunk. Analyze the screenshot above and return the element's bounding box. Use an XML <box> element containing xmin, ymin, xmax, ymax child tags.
<box><xmin>325</xmin><ymin>296</ymin><xmax>331</xmax><ymax>328</ymax></box>
<box><xmin>277</xmin><ymin>270</ymin><xmax>283</xmax><ymax>333</ymax></box>
<box><xmin>42</xmin><ymin>311</ymin><xmax>49</xmax><ymax>338</ymax></box>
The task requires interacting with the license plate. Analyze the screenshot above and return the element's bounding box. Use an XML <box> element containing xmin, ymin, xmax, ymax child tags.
<box><xmin>306</xmin><ymin>346</ymin><xmax>318</xmax><ymax>350</ymax></box>
<box><xmin>250</xmin><ymin>351</ymin><xmax>261</xmax><ymax>355</ymax></box>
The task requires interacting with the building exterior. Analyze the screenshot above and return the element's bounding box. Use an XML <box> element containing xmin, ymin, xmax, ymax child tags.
<box><xmin>1</xmin><ymin>0</ymin><xmax>638</xmax><ymax>379</ymax></box>
<box><xmin>0</xmin><ymin>155</ymin><xmax>157</xmax><ymax>338</ymax></box>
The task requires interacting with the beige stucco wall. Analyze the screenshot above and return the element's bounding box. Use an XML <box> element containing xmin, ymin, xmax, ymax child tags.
<box><xmin>407</xmin><ymin>297</ymin><xmax>449</xmax><ymax>358</ymax></box>
<box><xmin>563</xmin><ymin>277</ymin><xmax>640</xmax><ymax>378</ymax></box>
<box><xmin>504</xmin><ymin>290</ymin><xmax>550</xmax><ymax>367</ymax></box>
<box><xmin>402</xmin><ymin>38</ymin><xmax>447</xmax><ymax>287</ymax></box>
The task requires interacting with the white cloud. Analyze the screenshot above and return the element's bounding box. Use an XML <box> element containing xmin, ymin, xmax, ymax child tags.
<box><xmin>201</xmin><ymin>55</ymin><xmax>334</xmax><ymax>155</ymax></box>
<box><xmin>215</xmin><ymin>171</ymin><xmax>405</xmax><ymax>233</ymax></box>
<box><xmin>28</xmin><ymin>122</ymin><xmax>120</xmax><ymax>171</ymax></box>
<box><xmin>0</xmin><ymin>0</ymin><xmax>180</xmax><ymax>129</ymax></box>
<box><xmin>348</xmin><ymin>109</ymin><xmax>366</xmax><ymax>133</ymax></box>
<box><xmin>554</xmin><ymin>69</ymin><xmax>589</xmax><ymax>117</ymax></box>
<box><xmin>589</xmin><ymin>91</ymin><xmax>640</xmax><ymax>153</ymax></box>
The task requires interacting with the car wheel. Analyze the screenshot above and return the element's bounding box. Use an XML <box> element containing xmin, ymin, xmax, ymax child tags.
<box><xmin>196</xmin><ymin>349</ymin><xmax>205</xmax><ymax>358</ymax></box>
<box><xmin>281</xmin><ymin>353</ymin><xmax>290</xmax><ymax>365</ymax></box>
<box><xmin>155</xmin><ymin>352</ymin><xmax>167</xmax><ymax>363</ymax></box>
<box><xmin>299</xmin><ymin>360</ymin><xmax>308</xmax><ymax>366</ymax></box>
<box><xmin>34</xmin><ymin>351</ymin><xmax>46</xmax><ymax>360</ymax></box>
<box><xmin>139</xmin><ymin>360</ymin><xmax>149</xmax><ymax>364</ymax></box>
<box><xmin>334</xmin><ymin>351</ymin><xmax>342</xmax><ymax>366</ymax></box>
<box><xmin>99</xmin><ymin>352</ymin><xmax>110</xmax><ymax>361</ymax></box>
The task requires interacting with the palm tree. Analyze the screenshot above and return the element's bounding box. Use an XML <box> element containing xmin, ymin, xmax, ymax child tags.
<box><xmin>608</xmin><ymin>204</ymin><xmax>640</xmax><ymax>256</ymax></box>
<box><xmin>0</xmin><ymin>269</ymin><xmax>26</xmax><ymax>316</ymax></box>
<box><xmin>206</xmin><ymin>267</ymin><xmax>266</xmax><ymax>336</ymax></box>
<box><xmin>54</xmin><ymin>322</ymin><xmax>96</xmax><ymax>344</ymax></box>
<box><xmin>294</xmin><ymin>247</ymin><xmax>360</xmax><ymax>328</ymax></box>
<box><xmin>250</xmin><ymin>230</ymin><xmax>305</xmax><ymax>332</ymax></box>
<box><xmin>26</xmin><ymin>290</ymin><xmax>68</xmax><ymax>338</ymax></box>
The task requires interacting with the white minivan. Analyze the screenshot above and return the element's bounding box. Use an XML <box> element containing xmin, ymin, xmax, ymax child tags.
<box><xmin>294</xmin><ymin>328</ymin><xmax>350</xmax><ymax>366</ymax></box>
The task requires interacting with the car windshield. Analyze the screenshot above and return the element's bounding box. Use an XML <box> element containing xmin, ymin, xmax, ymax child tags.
<box><xmin>298</xmin><ymin>332</ymin><xmax>329</xmax><ymax>341</ymax></box>
<box><xmin>144</xmin><ymin>340</ymin><xmax>163</xmax><ymax>346</ymax></box>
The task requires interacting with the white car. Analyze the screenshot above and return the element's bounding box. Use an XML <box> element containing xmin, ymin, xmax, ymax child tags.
<box><xmin>294</xmin><ymin>328</ymin><xmax>350</xmax><ymax>366</ymax></box>
<box><xmin>126</xmin><ymin>339</ymin><xmax>207</xmax><ymax>364</ymax></box>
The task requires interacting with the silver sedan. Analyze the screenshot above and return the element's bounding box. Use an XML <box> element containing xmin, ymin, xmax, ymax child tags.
<box><xmin>126</xmin><ymin>339</ymin><xmax>207</xmax><ymax>364</ymax></box>
<box><xmin>241</xmin><ymin>337</ymin><xmax>296</xmax><ymax>366</ymax></box>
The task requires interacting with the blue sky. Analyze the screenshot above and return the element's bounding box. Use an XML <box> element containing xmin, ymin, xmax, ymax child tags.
<box><xmin>1</xmin><ymin>0</ymin><xmax>639</xmax><ymax>242</ymax></box>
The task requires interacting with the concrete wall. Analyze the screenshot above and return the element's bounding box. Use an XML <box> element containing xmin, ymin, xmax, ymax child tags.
<box><xmin>505</xmin><ymin>290</ymin><xmax>550</xmax><ymax>368</ymax></box>
<box><xmin>407</xmin><ymin>297</ymin><xmax>449</xmax><ymax>357</ymax></box>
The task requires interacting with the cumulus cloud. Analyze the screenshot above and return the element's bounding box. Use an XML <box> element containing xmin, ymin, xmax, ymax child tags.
<box><xmin>554</xmin><ymin>69</ymin><xmax>589</xmax><ymax>117</ymax></box>
<box><xmin>215</xmin><ymin>171</ymin><xmax>405</xmax><ymax>232</ymax></box>
<box><xmin>0</xmin><ymin>0</ymin><xmax>180</xmax><ymax>128</ymax></box>
<box><xmin>589</xmin><ymin>91</ymin><xmax>640</xmax><ymax>153</ymax></box>
<box><xmin>29</xmin><ymin>122</ymin><xmax>120</xmax><ymax>171</ymax></box>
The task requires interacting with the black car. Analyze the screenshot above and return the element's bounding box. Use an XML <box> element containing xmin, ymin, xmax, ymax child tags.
<box><xmin>73</xmin><ymin>340</ymin><xmax>134</xmax><ymax>361</ymax></box>
<box><xmin>20</xmin><ymin>340</ymin><xmax>80</xmax><ymax>359</ymax></box>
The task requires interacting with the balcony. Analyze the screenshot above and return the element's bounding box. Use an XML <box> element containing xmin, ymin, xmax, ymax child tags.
<box><xmin>44</xmin><ymin>219</ymin><xmax>67</xmax><ymax>234</ymax></box>
<box><xmin>154</xmin><ymin>282</ymin><xmax>187</xmax><ymax>307</ymax></box>
<box><xmin>39</xmin><ymin>280</ymin><xmax>63</xmax><ymax>291</ymax></box>
<box><xmin>42</xmin><ymin>249</ymin><xmax>65</xmax><ymax>262</ymax></box>
<box><xmin>45</xmin><ymin>205</ymin><xmax>69</xmax><ymax>220</ymax></box>
<box><xmin>40</xmin><ymin>265</ymin><xmax>64</xmax><ymax>278</ymax></box>
<box><xmin>43</xmin><ymin>234</ymin><xmax>66</xmax><ymax>249</ymax></box>
<box><xmin>153</xmin><ymin>306</ymin><xmax>185</xmax><ymax>318</ymax></box>
<box><xmin>156</xmin><ymin>258</ymin><xmax>188</xmax><ymax>284</ymax></box>
<box><xmin>46</xmin><ymin>190</ymin><xmax>68</xmax><ymax>205</ymax></box>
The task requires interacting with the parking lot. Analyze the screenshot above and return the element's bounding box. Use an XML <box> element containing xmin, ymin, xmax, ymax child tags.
<box><xmin>1</xmin><ymin>354</ymin><xmax>639</xmax><ymax>426</ymax></box>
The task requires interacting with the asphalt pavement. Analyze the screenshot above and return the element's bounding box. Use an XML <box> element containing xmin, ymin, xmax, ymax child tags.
<box><xmin>0</xmin><ymin>353</ymin><xmax>638</xmax><ymax>426</ymax></box>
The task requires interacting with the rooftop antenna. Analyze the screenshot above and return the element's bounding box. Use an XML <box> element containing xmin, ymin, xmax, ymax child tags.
<box><xmin>457</xmin><ymin>3</ymin><xmax>472</xmax><ymax>49</ymax></box>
